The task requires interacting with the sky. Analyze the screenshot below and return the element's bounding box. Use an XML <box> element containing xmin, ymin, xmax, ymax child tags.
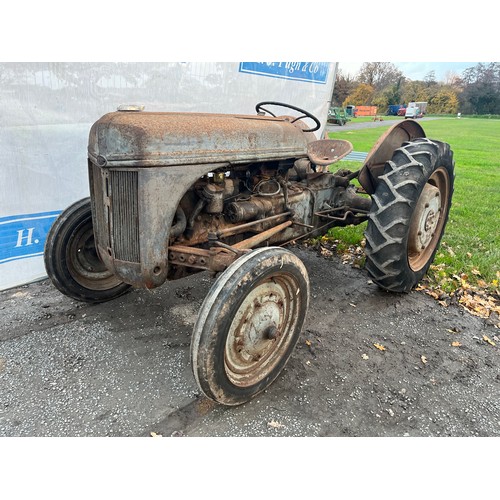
<box><xmin>337</xmin><ymin>62</ymin><xmax>481</xmax><ymax>82</ymax></box>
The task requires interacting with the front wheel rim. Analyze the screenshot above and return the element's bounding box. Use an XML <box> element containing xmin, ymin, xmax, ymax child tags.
<box><xmin>224</xmin><ymin>273</ymin><xmax>301</xmax><ymax>388</ymax></box>
<box><xmin>66</xmin><ymin>221</ymin><xmax>123</xmax><ymax>290</ymax></box>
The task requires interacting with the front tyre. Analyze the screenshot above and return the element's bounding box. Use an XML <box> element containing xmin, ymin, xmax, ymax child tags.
<box><xmin>191</xmin><ymin>247</ymin><xmax>309</xmax><ymax>406</ymax></box>
<box><xmin>364</xmin><ymin>138</ymin><xmax>454</xmax><ymax>292</ymax></box>
<box><xmin>44</xmin><ymin>198</ymin><xmax>131</xmax><ymax>303</ymax></box>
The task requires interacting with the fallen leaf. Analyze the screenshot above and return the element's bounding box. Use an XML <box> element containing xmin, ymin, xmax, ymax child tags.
<box><xmin>320</xmin><ymin>246</ymin><xmax>333</xmax><ymax>258</ymax></box>
<box><xmin>483</xmin><ymin>335</ymin><xmax>496</xmax><ymax>346</ymax></box>
<box><xmin>374</xmin><ymin>343</ymin><xmax>386</xmax><ymax>351</ymax></box>
<box><xmin>305</xmin><ymin>340</ymin><xmax>312</xmax><ymax>346</ymax></box>
<box><xmin>361</xmin><ymin>354</ymin><xmax>369</xmax><ymax>360</ymax></box>
<box><xmin>150</xmin><ymin>432</ymin><xmax>162</xmax><ymax>437</ymax></box>
<box><xmin>466</xmin><ymin>252</ymin><xmax>472</xmax><ymax>258</ymax></box>
<box><xmin>268</xmin><ymin>420</ymin><xmax>285</xmax><ymax>429</ymax></box>
<box><xmin>451</xmin><ymin>341</ymin><xmax>462</xmax><ymax>347</ymax></box>
<box><xmin>421</xmin><ymin>355</ymin><xmax>428</xmax><ymax>364</ymax></box>
<box><xmin>471</xmin><ymin>268</ymin><xmax>481</xmax><ymax>276</ymax></box>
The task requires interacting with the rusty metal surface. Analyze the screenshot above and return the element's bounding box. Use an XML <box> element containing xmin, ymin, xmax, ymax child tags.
<box><xmin>91</xmin><ymin>163</ymin><xmax>218</xmax><ymax>289</ymax></box>
<box><xmin>223</xmin><ymin>270</ymin><xmax>300</xmax><ymax>388</ymax></box>
<box><xmin>168</xmin><ymin>245</ymin><xmax>236</xmax><ymax>273</ymax></box>
<box><xmin>87</xmin><ymin>108</ymin><xmax>373</xmax><ymax>291</ymax></box>
<box><xmin>307</xmin><ymin>139</ymin><xmax>353</xmax><ymax>166</ymax></box>
<box><xmin>88</xmin><ymin>111</ymin><xmax>311</xmax><ymax>168</ymax></box>
<box><xmin>358</xmin><ymin>120</ymin><xmax>426</xmax><ymax>194</ymax></box>
<box><xmin>232</xmin><ymin>221</ymin><xmax>293</xmax><ymax>250</ymax></box>
<box><xmin>408</xmin><ymin>167</ymin><xmax>451</xmax><ymax>272</ymax></box>
<box><xmin>408</xmin><ymin>183</ymin><xmax>441</xmax><ymax>260</ymax></box>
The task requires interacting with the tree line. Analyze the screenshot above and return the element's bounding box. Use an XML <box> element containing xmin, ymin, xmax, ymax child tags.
<box><xmin>332</xmin><ymin>62</ymin><xmax>500</xmax><ymax>115</ymax></box>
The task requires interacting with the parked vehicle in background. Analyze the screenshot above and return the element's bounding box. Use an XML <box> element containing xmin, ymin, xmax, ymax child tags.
<box><xmin>355</xmin><ymin>106</ymin><xmax>378</xmax><ymax>117</ymax></box>
<box><xmin>387</xmin><ymin>104</ymin><xmax>403</xmax><ymax>116</ymax></box>
<box><xmin>327</xmin><ymin>106</ymin><xmax>350</xmax><ymax>126</ymax></box>
<box><xmin>345</xmin><ymin>105</ymin><xmax>357</xmax><ymax>117</ymax></box>
<box><xmin>405</xmin><ymin>101</ymin><xmax>427</xmax><ymax>119</ymax></box>
<box><xmin>397</xmin><ymin>107</ymin><xmax>407</xmax><ymax>116</ymax></box>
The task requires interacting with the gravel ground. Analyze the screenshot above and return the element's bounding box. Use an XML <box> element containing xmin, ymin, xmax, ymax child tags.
<box><xmin>1</xmin><ymin>245</ymin><xmax>498</xmax><ymax>438</ymax></box>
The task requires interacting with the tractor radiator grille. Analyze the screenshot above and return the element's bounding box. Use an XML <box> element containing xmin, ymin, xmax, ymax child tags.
<box><xmin>90</xmin><ymin>164</ymin><xmax>140</xmax><ymax>263</ymax></box>
<box><xmin>109</xmin><ymin>170</ymin><xmax>140</xmax><ymax>263</ymax></box>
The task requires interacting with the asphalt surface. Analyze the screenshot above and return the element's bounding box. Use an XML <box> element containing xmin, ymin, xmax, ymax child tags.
<box><xmin>1</xmin><ymin>244</ymin><xmax>498</xmax><ymax>438</ymax></box>
<box><xmin>0</xmin><ymin>116</ymin><xmax>496</xmax><ymax>441</ymax></box>
<box><xmin>325</xmin><ymin>115</ymin><xmax>440</xmax><ymax>133</ymax></box>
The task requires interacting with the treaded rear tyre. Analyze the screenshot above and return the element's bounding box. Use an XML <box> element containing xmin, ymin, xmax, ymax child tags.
<box><xmin>364</xmin><ymin>138</ymin><xmax>455</xmax><ymax>292</ymax></box>
<box><xmin>44</xmin><ymin>198</ymin><xmax>131</xmax><ymax>303</ymax></box>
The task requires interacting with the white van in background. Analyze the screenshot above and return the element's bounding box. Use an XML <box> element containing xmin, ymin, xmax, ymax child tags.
<box><xmin>405</xmin><ymin>101</ymin><xmax>427</xmax><ymax>119</ymax></box>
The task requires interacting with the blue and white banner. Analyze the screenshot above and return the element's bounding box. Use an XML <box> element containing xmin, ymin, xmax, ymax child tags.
<box><xmin>0</xmin><ymin>211</ymin><xmax>61</xmax><ymax>265</ymax></box>
<box><xmin>1</xmin><ymin>62</ymin><xmax>337</xmax><ymax>291</ymax></box>
<box><xmin>239</xmin><ymin>62</ymin><xmax>330</xmax><ymax>84</ymax></box>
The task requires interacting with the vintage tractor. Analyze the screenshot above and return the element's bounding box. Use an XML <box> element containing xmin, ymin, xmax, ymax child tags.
<box><xmin>44</xmin><ymin>102</ymin><xmax>454</xmax><ymax>405</ymax></box>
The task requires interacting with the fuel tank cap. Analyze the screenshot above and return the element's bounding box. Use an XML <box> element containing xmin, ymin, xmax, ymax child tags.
<box><xmin>117</xmin><ymin>104</ymin><xmax>145</xmax><ymax>112</ymax></box>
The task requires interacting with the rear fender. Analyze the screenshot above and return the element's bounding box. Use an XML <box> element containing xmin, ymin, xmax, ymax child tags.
<box><xmin>357</xmin><ymin>120</ymin><xmax>426</xmax><ymax>194</ymax></box>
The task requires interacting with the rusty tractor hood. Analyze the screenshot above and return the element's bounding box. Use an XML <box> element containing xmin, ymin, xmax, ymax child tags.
<box><xmin>88</xmin><ymin>110</ymin><xmax>313</xmax><ymax>168</ymax></box>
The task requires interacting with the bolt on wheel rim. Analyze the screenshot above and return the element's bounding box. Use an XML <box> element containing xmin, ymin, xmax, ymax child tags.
<box><xmin>408</xmin><ymin>167</ymin><xmax>450</xmax><ymax>271</ymax></box>
<box><xmin>224</xmin><ymin>273</ymin><xmax>301</xmax><ymax>387</ymax></box>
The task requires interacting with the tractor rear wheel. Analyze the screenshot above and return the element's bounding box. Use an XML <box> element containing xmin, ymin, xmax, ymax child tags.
<box><xmin>44</xmin><ymin>198</ymin><xmax>131</xmax><ymax>303</ymax></box>
<box><xmin>364</xmin><ymin>138</ymin><xmax>454</xmax><ymax>292</ymax></box>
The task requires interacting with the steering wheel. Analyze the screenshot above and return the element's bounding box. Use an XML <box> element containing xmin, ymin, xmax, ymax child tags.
<box><xmin>255</xmin><ymin>101</ymin><xmax>321</xmax><ymax>133</ymax></box>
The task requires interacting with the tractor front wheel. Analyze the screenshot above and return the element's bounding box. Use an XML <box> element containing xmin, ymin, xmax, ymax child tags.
<box><xmin>191</xmin><ymin>247</ymin><xmax>309</xmax><ymax>405</ymax></box>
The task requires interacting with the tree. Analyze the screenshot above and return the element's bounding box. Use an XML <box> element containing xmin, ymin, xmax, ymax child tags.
<box><xmin>458</xmin><ymin>62</ymin><xmax>500</xmax><ymax>114</ymax></box>
<box><xmin>357</xmin><ymin>62</ymin><xmax>404</xmax><ymax>91</ymax></box>
<box><xmin>401</xmin><ymin>81</ymin><xmax>429</xmax><ymax>104</ymax></box>
<box><xmin>383</xmin><ymin>78</ymin><xmax>404</xmax><ymax>105</ymax></box>
<box><xmin>331</xmin><ymin>69</ymin><xmax>357</xmax><ymax>106</ymax></box>
<box><xmin>428</xmin><ymin>88</ymin><xmax>459</xmax><ymax>114</ymax></box>
<box><xmin>424</xmin><ymin>70</ymin><xmax>437</xmax><ymax>87</ymax></box>
<box><xmin>343</xmin><ymin>83</ymin><xmax>375</xmax><ymax>106</ymax></box>
<box><xmin>444</xmin><ymin>71</ymin><xmax>461</xmax><ymax>88</ymax></box>
<box><xmin>333</xmin><ymin>61</ymin><xmax>499</xmax><ymax>115</ymax></box>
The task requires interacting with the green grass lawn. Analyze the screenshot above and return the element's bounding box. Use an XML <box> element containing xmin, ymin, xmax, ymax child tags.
<box><xmin>327</xmin><ymin>117</ymin><xmax>500</xmax><ymax>294</ymax></box>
